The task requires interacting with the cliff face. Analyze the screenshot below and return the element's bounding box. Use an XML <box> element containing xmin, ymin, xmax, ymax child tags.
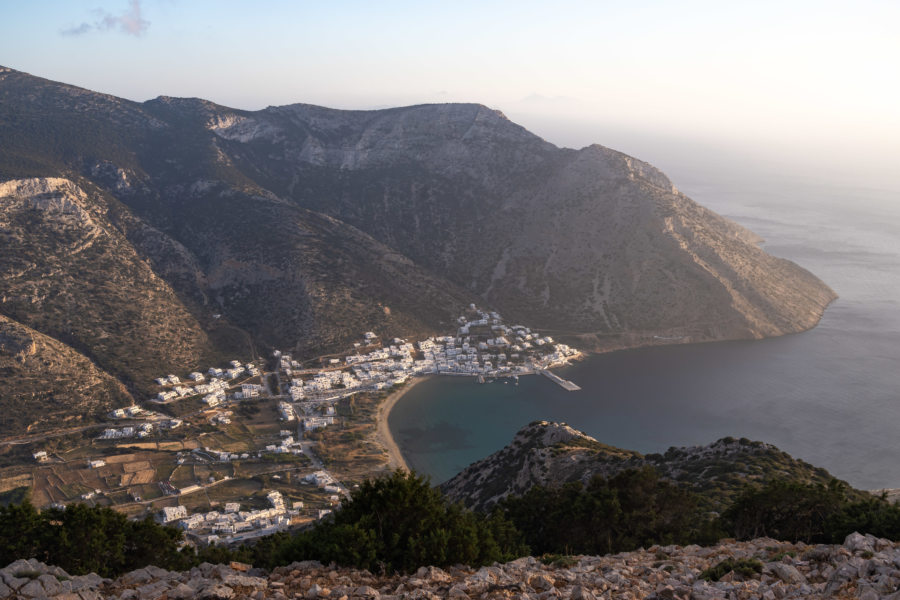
<box><xmin>441</xmin><ymin>421</ymin><xmax>838</xmax><ymax>512</ymax></box>
<box><xmin>0</xmin><ymin>66</ymin><xmax>836</xmax><ymax>435</ymax></box>
<box><xmin>207</xmin><ymin>104</ymin><xmax>837</xmax><ymax>346</ymax></box>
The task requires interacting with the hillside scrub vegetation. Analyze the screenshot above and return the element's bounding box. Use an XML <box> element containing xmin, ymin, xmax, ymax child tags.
<box><xmin>266</xmin><ymin>470</ymin><xmax>527</xmax><ymax>572</ymax></box>
<box><xmin>495</xmin><ymin>466</ymin><xmax>723</xmax><ymax>555</ymax></box>
<box><xmin>497</xmin><ymin>472</ymin><xmax>900</xmax><ymax>555</ymax></box>
<box><xmin>4</xmin><ymin>469</ymin><xmax>900</xmax><ymax>576</ymax></box>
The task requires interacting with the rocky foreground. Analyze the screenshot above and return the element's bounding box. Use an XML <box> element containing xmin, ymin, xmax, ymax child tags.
<box><xmin>4</xmin><ymin>533</ymin><xmax>900</xmax><ymax>600</ymax></box>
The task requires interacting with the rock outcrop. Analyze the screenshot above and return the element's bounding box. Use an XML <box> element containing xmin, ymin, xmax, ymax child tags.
<box><xmin>441</xmin><ymin>421</ymin><xmax>838</xmax><ymax>511</ymax></box>
<box><xmin>4</xmin><ymin>533</ymin><xmax>900</xmax><ymax>599</ymax></box>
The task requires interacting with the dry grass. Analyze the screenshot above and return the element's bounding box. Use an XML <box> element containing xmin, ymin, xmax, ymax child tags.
<box><xmin>0</xmin><ymin>473</ymin><xmax>32</xmax><ymax>493</ymax></box>
<box><xmin>159</xmin><ymin>441</ymin><xmax>187</xmax><ymax>451</ymax></box>
<box><xmin>120</xmin><ymin>468</ymin><xmax>156</xmax><ymax>487</ymax></box>
<box><xmin>118</xmin><ymin>442</ymin><xmax>158</xmax><ymax>450</ymax></box>
<box><xmin>205</xmin><ymin>478</ymin><xmax>263</xmax><ymax>504</ymax></box>
<box><xmin>103</xmin><ymin>454</ymin><xmax>137</xmax><ymax>464</ymax></box>
<box><xmin>123</xmin><ymin>460</ymin><xmax>152</xmax><ymax>473</ymax></box>
<box><xmin>32</xmin><ymin>488</ymin><xmax>50</xmax><ymax>506</ymax></box>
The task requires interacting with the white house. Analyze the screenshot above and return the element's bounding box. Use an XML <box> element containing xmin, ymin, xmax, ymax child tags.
<box><xmin>160</xmin><ymin>505</ymin><xmax>188</xmax><ymax>523</ymax></box>
<box><xmin>278</xmin><ymin>402</ymin><xmax>295</xmax><ymax>421</ymax></box>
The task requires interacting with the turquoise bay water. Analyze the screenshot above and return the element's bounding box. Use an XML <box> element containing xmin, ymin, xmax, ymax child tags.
<box><xmin>389</xmin><ymin>174</ymin><xmax>900</xmax><ymax>489</ymax></box>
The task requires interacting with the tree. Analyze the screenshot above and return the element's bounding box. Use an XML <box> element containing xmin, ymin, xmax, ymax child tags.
<box><xmin>723</xmin><ymin>478</ymin><xmax>848</xmax><ymax>543</ymax></box>
<box><xmin>498</xmin><ymin>467</ymin><xmax>718</xmax><ymax>556</ymax></box>
<box><xmin>272</xmin><ymin>470</ymin><xmax>526</xmax><ymax>572</ymax></box>
<box><xmin>0</xmin><ymin>498</ymin><xmax>42</xmax><ymax>565</ymax></box>
<box><xmin>124</xmin><ymin>516</ymin><xmax>188</xmax><ymax>572</ymax></box>
<box><xmin>0</xmin><ymin>500</ymin><xmax>188</xmax><ymax>576</ymax></box>
<box><xmin>43</xmin><ymin>503</ymin><xmax>128</xmax><ymax>576</ymax></box>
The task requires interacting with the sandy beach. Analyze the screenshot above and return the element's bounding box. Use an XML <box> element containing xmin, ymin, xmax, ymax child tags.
<box><xmin>374</xmin><ymin>376</ymin><xmax>430</xmax><ymax>472</ymax></box>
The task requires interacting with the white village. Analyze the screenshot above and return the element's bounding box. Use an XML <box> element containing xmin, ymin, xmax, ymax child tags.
<box><xmin>31</xmin><ymin>306</ymin><xmax>581</xmax><ymax>545</ymax></box>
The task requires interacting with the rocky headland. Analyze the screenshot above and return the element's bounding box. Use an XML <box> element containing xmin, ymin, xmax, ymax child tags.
<box><xmin>442</xmin><ymin>421</ymin><xmax>838</xmax><ymax>512</ymax></box>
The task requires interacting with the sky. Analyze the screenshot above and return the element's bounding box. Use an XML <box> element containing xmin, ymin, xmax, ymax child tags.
<box><xmin>1</xmin><ymin>0</ymin><xmax>899</xmax><ymax>189</ymax></box>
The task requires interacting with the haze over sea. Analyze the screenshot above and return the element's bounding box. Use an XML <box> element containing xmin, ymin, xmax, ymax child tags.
<box><xmin>389</xmin><ymin>147</ymin><xmax>900</xmax><ymax>490</ymax></box>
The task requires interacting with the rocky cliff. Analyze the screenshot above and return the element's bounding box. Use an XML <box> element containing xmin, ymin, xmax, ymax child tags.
<box><xmin>441</xmin><ymin>421</ymin><xmax>838</xmax><ymax>512</ymax></box>
<box><xmin>3</xmin><ymin>532</ymin><xmax>898</xmax><ymax>599</ymax></box>
<box><xmin>0</xmin><ymin>66</ymin><xmax>836</xmax><ymax>435</ymax></box>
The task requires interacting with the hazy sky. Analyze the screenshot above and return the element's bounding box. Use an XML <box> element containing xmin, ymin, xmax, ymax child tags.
<box><xmin>2</xmin><ymin>0</ymin><xmax>898</xmax><ymax>188</ymax></box>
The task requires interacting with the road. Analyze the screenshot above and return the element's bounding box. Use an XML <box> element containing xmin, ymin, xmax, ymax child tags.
<box><xmin>0</xmin><ymin>422</ymin><xmax>139</xmax><ymax>447</ymax></box>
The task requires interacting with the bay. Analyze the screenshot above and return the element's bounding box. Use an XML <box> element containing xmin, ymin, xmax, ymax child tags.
<box><xmin>389</xmin><ymin>169</ymin><xmax>900</xmax><ymax>490</ymax></box>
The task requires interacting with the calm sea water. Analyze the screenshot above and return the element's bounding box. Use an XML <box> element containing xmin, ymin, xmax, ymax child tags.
<box><xmin>389</xmin><ymin>170</ymin><xmax>900</xmax><ymax>490</ymax></box>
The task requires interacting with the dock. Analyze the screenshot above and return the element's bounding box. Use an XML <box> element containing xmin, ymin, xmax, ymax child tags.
<box><xmin>539</xmin><ymin>369</ymin><xmax>581</xmax><ymax>391</ymax></box>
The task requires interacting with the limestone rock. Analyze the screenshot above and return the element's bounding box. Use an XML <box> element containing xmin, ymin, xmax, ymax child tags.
<box><xmin>764</xmin><ymin>562</ymin><xmax>807</xmax><ymax>585</ymax></box>
<box><xmin>11</xmin><ymin>535</ymin><xmax>900</xmax><ymax>600</ymax></box>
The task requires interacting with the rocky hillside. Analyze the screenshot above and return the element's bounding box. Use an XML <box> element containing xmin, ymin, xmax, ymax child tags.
<box><xmin>3</xmin><ymin>532</ymin><xmax>898</xmax><ymax>599</ymax></box>
<box><xmin>208</xmin><ymin>101</ymin><xmax>837</xmax><ymax>348</ymax></box>
<box><xmin>0</xmin><ymin>65</ymin><xmax>836</xmax><ymax>434</ymax></box>
<box><xmin>441</xmin><ymin>421</ymin><xmax>838</xmax><ymax>511</ymax></box>
<box><xmin>0</xmin><ymin>314</ymin><xmax>131</xmax><ymax>435</ymax></box>
<box><xmin>0</xmin><ymin>177</ymin><xmax>216</xmax><ymax>420</ymax></box>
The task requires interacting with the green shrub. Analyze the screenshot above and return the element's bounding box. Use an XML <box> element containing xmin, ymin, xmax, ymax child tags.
<box><xmin>540</xmin><ymin>553</ymin><xmax>578</xmax><ymax>568</ymax></box>
<box><xmin>723</xmin><ymin>478</ymin><xmax>900</xmax><ymax>544</ymax></box>
<box><xmin>268</xmin><ymin>470</ymin><xmax>527</xmax><ymax>573</ymax></box>
<box><xmin>0</xmin><ymin>501</ymin><xmax>188</xmax><ymax>577</ymax></box>
<box><xmin>700</xmin><ymin>558</ymin><xmax>763</xmax><ymax>582</ymax></box>
<box><xmin>498</xmin><ymin>467</ymin><xmax>723</xmax><ymax>556</ymax></box>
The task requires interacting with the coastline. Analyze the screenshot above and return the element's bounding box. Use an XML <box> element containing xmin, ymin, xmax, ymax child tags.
<box><xmin>563</xmin><ymin>298</ymin><xmax>837</xmax><ymax>358</ymax></box>
<box><xmin>374</xmin><ymin>376</ymin><xmax>430</xmax><ymax>472</ymax></box>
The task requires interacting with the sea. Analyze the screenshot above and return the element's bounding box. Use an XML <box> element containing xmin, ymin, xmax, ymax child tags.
<box><xmin>388</xmin><ymin>155</ymin><xmax>900</xmax><ymax>490</ymax></box>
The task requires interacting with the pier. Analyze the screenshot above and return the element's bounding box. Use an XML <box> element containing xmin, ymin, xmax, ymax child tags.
<box><xmin>539</xmin><ymin>369</ymin><xmax>581</xmax><ymax>391</ymax></box>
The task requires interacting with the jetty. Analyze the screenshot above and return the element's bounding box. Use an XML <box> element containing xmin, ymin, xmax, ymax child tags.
<box><xmin>539</xmin><ymin>369</ymin><xmax>581</xmax><ymax>391</ymax></box>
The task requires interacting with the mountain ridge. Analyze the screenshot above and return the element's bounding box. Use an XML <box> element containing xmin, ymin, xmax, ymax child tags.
<box><xmin>441</xmin><ymin>421</ymin><xmax>841</xmax><ymax>512</ymax></box>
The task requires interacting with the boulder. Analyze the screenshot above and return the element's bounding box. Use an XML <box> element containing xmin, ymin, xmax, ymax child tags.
<box><xmin>844</xmin><ymin>532</ymin><xmax>876</xmax><ymax>554</ymax></box>
<box><xmin>199</xmin><ymin>584</ymin><xmax>235</xmax><ymax>599</ymax></box>
<box><xmin>765</xmin><ymin>562</ymin><xmax>807</xmax><ymax>585</ymax></box>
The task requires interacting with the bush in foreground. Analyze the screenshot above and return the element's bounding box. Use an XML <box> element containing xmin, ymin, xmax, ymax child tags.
<box><xmin>497</xmin><ymin>466</ymin><xmax>723</xmax><ymax>556</ymax></box>
<box><xmin>0</xmin><ymin>500</ymin><xmax>186</xmax><ymax>576</ymax></box>
<box><xmin>724</xmin><ymin>478</ymin><xmax>900</xmax><ymax>544</ymax></box>
<box><xmin>269</xmin><ymin>470</ymin><xmax>527</xmax><ymax>572</ymax></box>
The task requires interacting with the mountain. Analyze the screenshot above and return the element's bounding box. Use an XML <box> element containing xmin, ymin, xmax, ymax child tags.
<box><xmin>441</xmin><ymin>421</ymin><xmax>841</xmax><ymax>511</ymax></box>
<box><xmin>0</xmin><ymin>66</ymin><xmax>835</xmax><ymax>435</ymax></box>
<box><xmin>203</xmin><ymin>101</ymin><xmax>836</xmax><ymax>346</ymax></box>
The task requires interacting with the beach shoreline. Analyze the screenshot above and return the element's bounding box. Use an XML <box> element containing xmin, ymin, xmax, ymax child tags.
<box><xmin>374</xmin><ymin>375</ymin><xmax>430</xmax><ymax>472</ymax></box>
